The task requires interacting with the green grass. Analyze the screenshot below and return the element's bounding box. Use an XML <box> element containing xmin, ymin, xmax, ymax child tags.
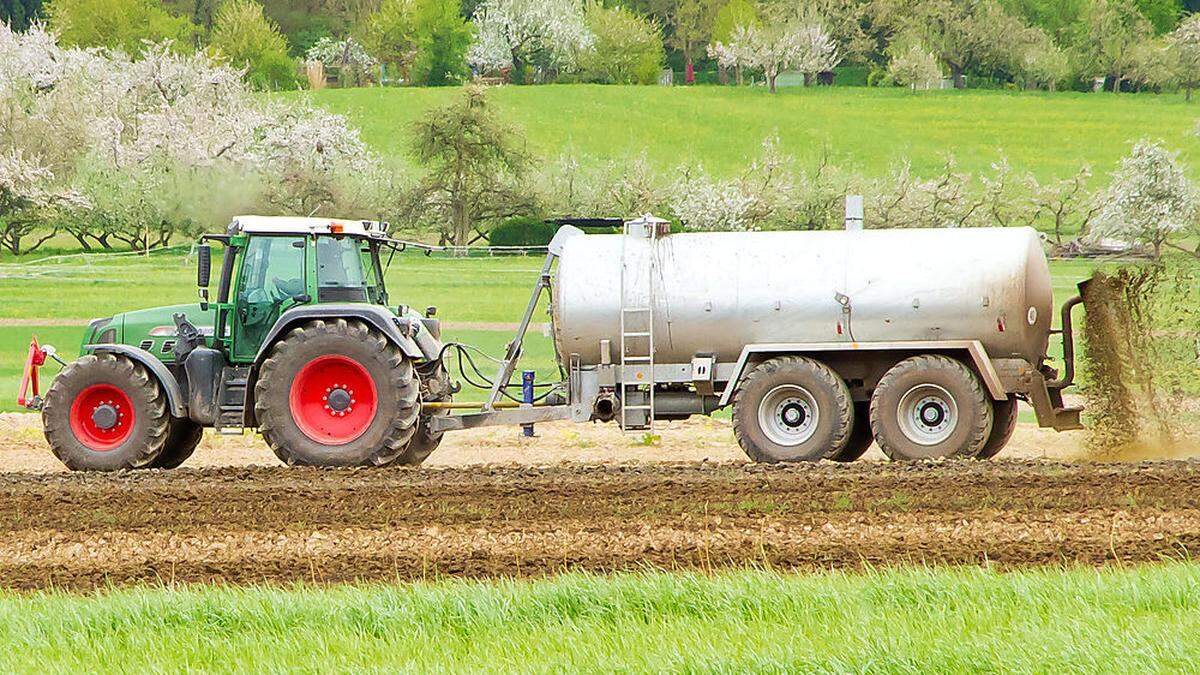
<box><xmin>298</xmin><ymin>85</ymin><xmax>1200</xmax><ymax>184</ymax></box>
<box><xmin>0</xmin><ymin>248</ymin><xmax>545</xmax><ymax>322</ymax></box>
<box><xmin>3</xmin><ymin>563</ymin><xmax>1200</xmax><ymax>672</ymax></box>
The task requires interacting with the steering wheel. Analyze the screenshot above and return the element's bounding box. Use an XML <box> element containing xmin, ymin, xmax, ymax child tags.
<box><xmin>271</xmin><ymin>276</ymin><xmax>306</xmax><ymax>302</ymax></box>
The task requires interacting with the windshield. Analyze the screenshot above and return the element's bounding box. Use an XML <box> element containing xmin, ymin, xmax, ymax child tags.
<box><xmin>316</xmin><ymin>236</ymin><xmax>386</xmax><ymax>304</ymax></box>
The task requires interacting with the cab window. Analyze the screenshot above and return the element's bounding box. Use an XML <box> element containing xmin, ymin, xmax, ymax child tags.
<box><xmin>317</xmin><ymin>237</ymin><xmax>383</xmax><ymax>303</ymax></box>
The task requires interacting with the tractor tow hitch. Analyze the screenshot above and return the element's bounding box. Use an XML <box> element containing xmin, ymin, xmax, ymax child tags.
<box><xmin>17</xmin><ymin>336</ymin><xmax>65</xmax><ymax>411</ymax></box>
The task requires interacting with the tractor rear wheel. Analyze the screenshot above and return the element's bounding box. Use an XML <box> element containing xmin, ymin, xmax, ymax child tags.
<box><xmin>732</xmin><ymin>355</ymin><xmax>853</xmax><ymax>463</ymax></box>
<box><xmin>870</xmin><ymin>355</ymin><xmax>993</xmax><ymax>461</ymax></box>
<box><xmin>384</xmin><ymin>364</ymin><xmax>452</xmax><ymax>467</ymax></box>
<box><xmin>42</xmin><ymin>353</ymin><xmax>171</xmax><ymax>471</ymax></box>
<box><xmin>255</xmin><ymin>319</ymin><xmax>420</xmax><ymax>467</ymax></box>
<box><xmin>975</xmin><ymin>397</ymin><xmax>1018</xmax><ymax>460</ymax></box>
<box><xmin>152</xmin><ymin>418</ymin><xmax>204</xmax><ymax>469</ymax></box>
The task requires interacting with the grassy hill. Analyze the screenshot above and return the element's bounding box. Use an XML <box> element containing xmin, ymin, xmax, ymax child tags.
<box><xmin>299</xmin><ymin>85</ymin><xmax>1200</xmax><ymax>184</ymax></box>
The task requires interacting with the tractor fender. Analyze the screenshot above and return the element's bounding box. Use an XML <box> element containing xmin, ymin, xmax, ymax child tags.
<box><xmin>84</xmin><ymin>343</ymin><xmax>188</xmax><ymax>418</ymax></box>
<box><xmin>254</xmin><ymin>305</ymin><xmax>434</xmax><ymax>365</ymax></box>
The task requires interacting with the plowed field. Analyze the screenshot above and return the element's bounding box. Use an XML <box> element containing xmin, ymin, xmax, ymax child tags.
<box><xmin>2</xmin><ymin>459</ymin><xmax>1198</xmax><ymax>590</ymax></box>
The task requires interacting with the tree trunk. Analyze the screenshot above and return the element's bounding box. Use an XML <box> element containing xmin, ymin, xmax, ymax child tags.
<box><xmin>768</xmin><ymin>73</ymin><xmax>777</xmax><ymax>93</ymax></box>
<box><xmin>951</xmin><ymin>65</ymin><xmax>965</xmax><ymax>89</ymax></box>
<box><xmin>1187</xmin><ymin>84</ymin><xmax>1193</xmax><ymax>101</ymax></box>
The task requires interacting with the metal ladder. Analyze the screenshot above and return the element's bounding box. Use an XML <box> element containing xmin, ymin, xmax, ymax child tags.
<box><xmin>618</xmin><ymin>215</ymin><xmax>664</xmax><ymax>432</ymax></box>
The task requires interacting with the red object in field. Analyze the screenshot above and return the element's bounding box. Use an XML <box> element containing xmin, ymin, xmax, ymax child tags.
<box><xmin>685</xmin><ymin>61</ymin><xmax>695</xmax><ymax>85</ymax></box>
<box><xmin>17</xmin><ymin>335</ymin><xmax>47</xmax><ymax>409</ymax></box>
<box><xmin>69</xmin><ymin>383</ymin><xmax>135</xmax><ymax>450</ymax></box>
<box><xmin>288</xmin><ymin>354</ymin><xmax>379</xmax><ymax>444</ymax></box>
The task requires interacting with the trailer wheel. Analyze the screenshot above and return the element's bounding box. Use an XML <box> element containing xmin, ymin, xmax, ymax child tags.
<box><xmin>829</xmin><ymin>402</ymin><xmax>873</xmax><ymax>462</ymax></box>
<box><xmin>152</xmin><ymin>418</ymin><xmax>204</xmax><ymax>469</ymax></box>
<box><xmin>870</xmin><ymin>355</ymin><xmax>993</xmax><ymax>461</ymax></box>
<box><xmin>732</xmin><ymin>356</ymin><xmax>853</xmax><ymax>463</ymax></box>
<box><xmin>42</xmin><ymin>353</ymin><xmax>170</xmax><ymax>471</ymax></box>
<box><xmin>975</xmin><ymin>397</ymin><xmax>1018</xmax><ymax>460</ymax></box>
<box><xmin>255</xmin><ymin>319</ymin><xmax>420</xmax><ymax>467</ymax></box>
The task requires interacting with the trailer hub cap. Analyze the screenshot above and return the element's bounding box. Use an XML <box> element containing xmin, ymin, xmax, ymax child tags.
<box><xmin>759</xmin><ymin>384</ymin><xmax>819</xmax><ymax>446</ymax></box>
<box><xmin>898</xmin><ymin>384</ymin><xmax>957</xmax><ymax>446</ymax></box>
<box><xmin>289</xmin><ymin>355</ymin><xmax>378</xmax><ymax>445</ymax></box>
<box><xmin>69</xmin><ymin>384</ymin><xmax>134</xmax><ymax>451</ymax></box>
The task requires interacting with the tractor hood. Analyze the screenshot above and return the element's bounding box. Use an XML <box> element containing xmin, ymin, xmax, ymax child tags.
<box><xmin>84</xmin><ymin>303</ymin><xmax>216</xmax><ymax>363</ymax></box>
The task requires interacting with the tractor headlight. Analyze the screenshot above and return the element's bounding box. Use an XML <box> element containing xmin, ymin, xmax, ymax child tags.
<box><xmin>86</xmin><ymin>317</ymin><xmax>113</xmax><ymax>344</ymax></box>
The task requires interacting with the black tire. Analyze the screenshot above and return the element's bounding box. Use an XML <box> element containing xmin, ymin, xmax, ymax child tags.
<box><xmin>829</xmin><ymin>401</ymin><xmax>873</xmax><ymax>462</ymax></box>
<box><xmin>42</xmin><ymin>353</ymin><xmax>170</xmax><ymax>471</ymax></box>
<box><xmin>152</xmin><ymin>418</ymin><xmax>204</xmax><ymax>469</ymax></box>
<box><xmin>870</xmin><ymin>355</ymin><xmax>993</xmax><ymax>461</ymax></box>
<box><xmin>975</xmin><ymin>397</ymin><xmax>1018</xmax><ymax>460</ymax></box>
<box><xmin>255</xmin><ymin>319</ymin><xmax>421</xmax><ymax>467</ymax></box>
<box><xmin>389</xmin><ymin>413</ymin><xmax>445</xmax><ymax>466</ymax></box>
<box><xmin>732</xmin><ymin>355</ymin><xmax>853</xmax><ymax>463</ymax></box>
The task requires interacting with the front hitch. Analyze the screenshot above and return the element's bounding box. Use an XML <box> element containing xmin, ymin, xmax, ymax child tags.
<box><xmin>17</xmin><ymin>336</ymin><xmax>62</xmax><ymax>411</ymax></box>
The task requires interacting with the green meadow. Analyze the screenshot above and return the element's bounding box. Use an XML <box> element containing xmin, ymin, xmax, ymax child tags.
<box><xmin>300</xmin><ymin>85</ymin><xmax>1200</xmax><ymax>183</ymax></box>
<box><xmin>3</xmin><ymin>564</ymin><xmax>1199</xmax><ymax>672</ymax></box>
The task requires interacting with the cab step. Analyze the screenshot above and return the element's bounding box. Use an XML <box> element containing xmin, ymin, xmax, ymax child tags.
<box><xmin>216</xmin><ymin>365</ymin><xmax>251</xmax><ymax>433</ymax></box>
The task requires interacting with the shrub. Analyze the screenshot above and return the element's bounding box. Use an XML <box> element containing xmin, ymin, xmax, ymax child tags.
<box><xmin>578</xmin><ymin>3</ymin><xmax>664</xmax><ymax>85</ymax></box>
<box><xmin>361</xmin><ymin>0</ymin><xmax>470</xmax><ymax>86</ymax></box>
<box><xmin>489</xmin><ymin>216</ymin><xmax>557</xmax><ymax>246</ymax></box>
<box><xmin>45</xmin><ymin>0</ymin><xmax>194</xmax><ymax>53</ymax></box>
<box><xmin>886</xmin><ymin>43</ymin><xmax>942</xmax><ymax>90</ymax></box>
<box><xmin>211</xmin><ymin>0</ymin><xmax>297</xmax><ymax>90</ymax></box>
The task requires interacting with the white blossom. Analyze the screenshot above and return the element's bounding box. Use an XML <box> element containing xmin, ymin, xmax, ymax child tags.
<box><xmin>887</xmin><ymin>44</ymin><xmax>943</xmax><ymax>90</ymax></box>
<box><xmin>306</xmin><ymin>37</ymin><xmax>377</xmax><ymax>70</ymax></box>
<box><xmin>717</xmin><ymin>22</ymin><xmax>839</xmax><ymax>91</ymax></box>
<box><xmin>1092</xmin><ymin>140</ymin><xmax>1196</xmax><ymax>254</ymax></box>
<box><xmin>468</xmin><ymin>0</ymin><xmax>594</xmax><ymax>74</ymax></box>
<box><xmin>0</xmin><ymin>24</ymin><xmax>382</xmax><ymax>251</ymax></box>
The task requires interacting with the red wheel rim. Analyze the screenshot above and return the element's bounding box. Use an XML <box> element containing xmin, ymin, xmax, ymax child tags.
<box><xmin>289</xmin><ymin>355</ymin><xmax>379</xmax><ymax>444</ymax></box>
<box><xmin>69</xmin><ymin>384</ymin><xmax>136</xmax><ymax>451</ymax></box>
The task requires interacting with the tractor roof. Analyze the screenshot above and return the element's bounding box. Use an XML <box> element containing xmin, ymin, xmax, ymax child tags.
<box><xmin>228</xmin><ymin>216</ymin><xmax>388</xmax><ymax>238</ymax></box>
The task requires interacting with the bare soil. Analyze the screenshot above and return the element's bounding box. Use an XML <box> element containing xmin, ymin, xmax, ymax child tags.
<box><xmin>2</xmin><ymin>413</ymin><xmax>1200</xmax><ymax>590</ymax></box>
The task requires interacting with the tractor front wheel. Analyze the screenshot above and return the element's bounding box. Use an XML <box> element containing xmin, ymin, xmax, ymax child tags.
<box><xmin>42</xmin><ymin>353</ymin><xmax>171</xmax><ymax>471</ymax></box>
<box><xmin>255</xmin><ymin>319</ymin><xmax>421</xmax><ymax>467</ymax></box>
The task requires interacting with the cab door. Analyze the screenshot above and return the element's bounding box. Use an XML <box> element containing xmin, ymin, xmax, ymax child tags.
<box><xmin>230</xmin><ymin>235</ymin><xmax>308</xmax><ymax>362</ymax></box>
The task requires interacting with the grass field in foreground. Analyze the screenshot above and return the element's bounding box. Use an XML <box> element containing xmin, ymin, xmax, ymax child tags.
<box><xmin>300</xmin><ymin>85</ymin><xmax>1200</xmax><ymax>184</ymax></box>
<box><xmin>3</xmin><ymin>563</ymin><xmax>1199</xmax><ymax>671</ymax></box>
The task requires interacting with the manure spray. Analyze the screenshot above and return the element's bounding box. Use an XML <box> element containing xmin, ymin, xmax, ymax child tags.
<box><xmin>1078</xmin><ymin>264</ymin><xmax>1200</xmax><ymax>458</ymax></box>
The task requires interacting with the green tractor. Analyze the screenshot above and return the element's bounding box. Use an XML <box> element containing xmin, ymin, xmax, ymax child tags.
<box><xmin>21</xmin><ymin>216</ymin><xmax>452</xmax><ymax>471</ymax></box>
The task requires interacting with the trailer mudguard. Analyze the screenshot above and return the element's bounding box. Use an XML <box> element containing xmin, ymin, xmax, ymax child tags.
<box><xmin>253</xmin><ymin>305</ymin><xmax>433</xmax><ymax>365</ymax></box>
<box><xmin>84</xmin><ymin>343</ymin><xmax>188</xmax><ymax>417</ymax></box>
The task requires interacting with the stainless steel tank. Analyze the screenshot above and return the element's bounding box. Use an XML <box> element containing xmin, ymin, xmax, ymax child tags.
<box><xmin>551</xmin><ymin>227</ymin><xmax>1053</xmax><ymax>366</ymax></box>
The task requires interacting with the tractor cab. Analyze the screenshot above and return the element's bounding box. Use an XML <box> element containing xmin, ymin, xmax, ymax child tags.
<box><xmin>199</xmin><ymin>216</ymin><xmax>396</xmax><ymax>363</ymax></box>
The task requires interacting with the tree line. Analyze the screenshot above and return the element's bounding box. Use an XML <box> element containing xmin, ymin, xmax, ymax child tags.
<box><xmin>4</xmin><ymin>0</ymin><xmax>1200</xmax><ymax>93</ymax></box>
